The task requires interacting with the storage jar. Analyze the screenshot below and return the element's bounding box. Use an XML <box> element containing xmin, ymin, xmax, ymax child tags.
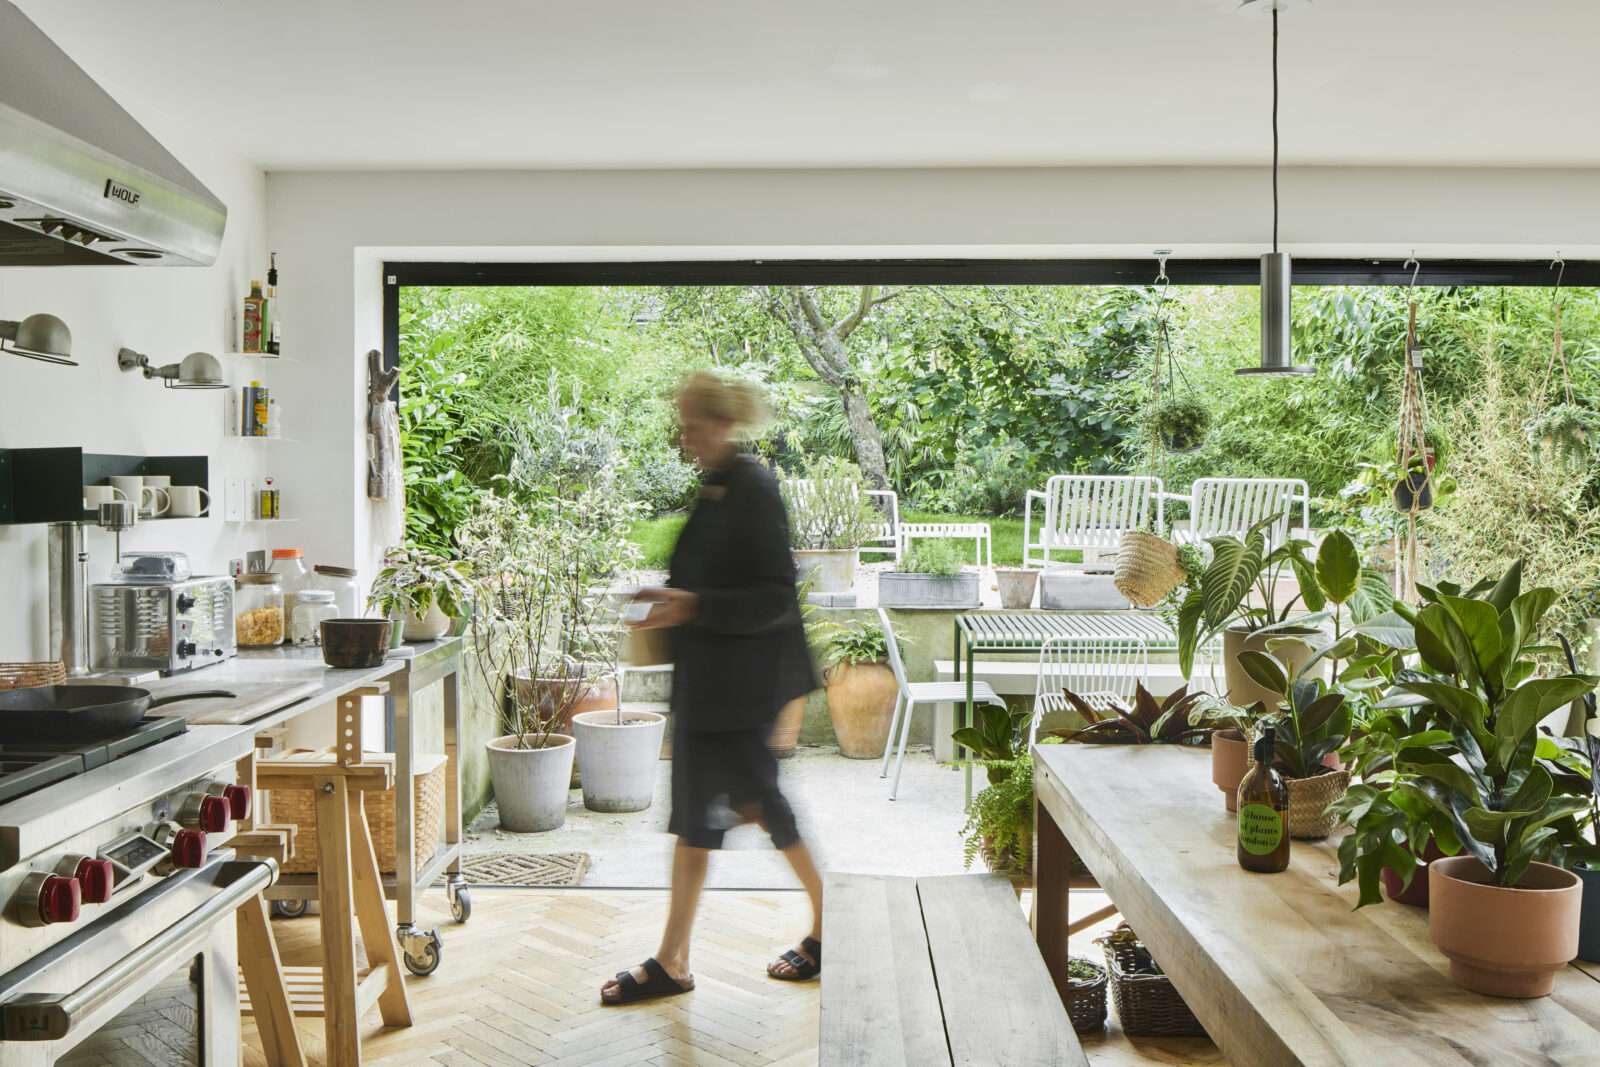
<box><xmin>236</xmin><ymin>573</ymin><xmax>286</xmax><ymax>647</ymax></box>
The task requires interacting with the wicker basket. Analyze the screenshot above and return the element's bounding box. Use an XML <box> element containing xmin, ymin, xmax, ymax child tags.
<box><xmin>1285</xmin><ymin>769</ymin><xmax>1351</xmax><ymax>840</ymax></box>
<box><xmin>1113</xmin><ymin>531</ymin><xmax>1186</xmax><ymax>608</ymax></box>
<box><xmin>1102</xmin><ymin>930</ymin><xmax>1207</xmax><ymax>1037</ymax></box>
<box><xmin>1066</xmin><ymin>958</ymin><xmax>1109</xmax><ymax>1034</ymax></box>
<box><xmin>0</xmin><ymin>661</ymin><xmax>65</xmax><ymax>690</ymax></box>
<box><xmin>272</xmin><ymin>751</ymin><xmax>448</xmax><ymax>875</ymax></box>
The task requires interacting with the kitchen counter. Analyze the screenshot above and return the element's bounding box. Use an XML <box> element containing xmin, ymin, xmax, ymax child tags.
<box><xmin>132</xmin><ymin>646</ymin><xmax>405</xmax><ymax>732</ymax></box>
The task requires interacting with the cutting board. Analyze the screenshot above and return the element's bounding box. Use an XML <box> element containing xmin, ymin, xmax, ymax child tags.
<box><xmin>159</xmin><ymin>681</ymin><xmax>324</xmax><ymax>725</ymax></box>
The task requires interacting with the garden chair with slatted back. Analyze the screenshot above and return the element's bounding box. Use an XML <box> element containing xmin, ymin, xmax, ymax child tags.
<box><xmin>1029</xmin><ymin>636</ymin><xmax>1150</xmax><ymax>747</ymax></box>
<box><xmin>1023</xmin><ymin>475</ymin><xmax>1164</xmax><ymax>569</ymax></box>
<box><xmin>876</xmin><ymin>607</ymin><xmax>1006</xmax><ymax>800</ymax></box>
<box><xmin>1175</xmin><ymin>476</ymin><xmax>1310</xmax><ymax>550</ymax></box>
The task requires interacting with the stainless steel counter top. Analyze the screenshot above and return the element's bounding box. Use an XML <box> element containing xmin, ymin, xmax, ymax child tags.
<box><xmin>137</xmin><ymin>647</ymin><xmax>405</xmax><ymax>733</ymax></box>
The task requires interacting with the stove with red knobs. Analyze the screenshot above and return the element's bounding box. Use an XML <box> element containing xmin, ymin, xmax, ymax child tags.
<box><xmin>0</xmin><ymin>715</ymin><xmax>272</xmax><ymax>1063</ymax></box>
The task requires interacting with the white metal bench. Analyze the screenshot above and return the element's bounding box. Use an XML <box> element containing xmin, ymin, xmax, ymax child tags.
<box><xmin>1023</xmin><ymin>475</ymin><xmax>1164</xmax><ymax>569</ymax></box>
<box><xmin>898</xmin><ymin>522</ymin><xmax>992</xmax><ymax>567</ymax></box>
<box><xmin>1168</xmin><ymin>476</ymin><xmax>1310</xmax><ymax>548</ymax></box>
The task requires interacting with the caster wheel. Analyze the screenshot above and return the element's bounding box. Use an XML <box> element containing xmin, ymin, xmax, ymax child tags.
<box><xmin>450</xmin><ymin>886</ymin><xmax>472</xmax><ymax>924</ymax></box>
<box><xmin>403</xmin><ymin>930</ymin><xmax>443</xmax><ymax>976</ymax></box>
<box><xmin>271</xmin><ymin>899</ymin><xmax>308</xmax><ymax>919</ymax></box>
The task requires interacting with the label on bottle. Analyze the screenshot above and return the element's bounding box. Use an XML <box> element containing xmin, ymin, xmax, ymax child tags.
<box><xmin>1238</xmin><ymin>803</ymin><xmax>1284</xmax><ymax>856</ymax></box>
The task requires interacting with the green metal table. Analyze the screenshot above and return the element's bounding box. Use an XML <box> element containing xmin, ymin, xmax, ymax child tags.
<box><xmin>952</xmin><ymin>612</ymin><xmax>1179</xmax><ymax>802</ymax></box>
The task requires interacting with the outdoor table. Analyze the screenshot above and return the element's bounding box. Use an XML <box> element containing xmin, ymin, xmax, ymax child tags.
<box><xmin>1031</xmin><ymin>744</ymin><xmax>1600</xmax><ymax>1066</ymax></box>
<box><xmin>952</xmin><ymin>611</ymin><xmax>1176</xmax><ymax>801</ymax></box>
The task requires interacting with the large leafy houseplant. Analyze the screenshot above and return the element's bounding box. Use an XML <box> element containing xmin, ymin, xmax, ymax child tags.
<box><xmin>367</xmin><ymin>544</ymin><xmax>473</xmax><ymax>626</ymax></box>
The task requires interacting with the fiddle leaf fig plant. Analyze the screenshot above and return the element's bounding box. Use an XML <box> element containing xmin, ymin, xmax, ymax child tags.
<box><xmin>1390</xmin><ymin>560</ymin><xmax>1599</xmax><ymax>888</ymax></box>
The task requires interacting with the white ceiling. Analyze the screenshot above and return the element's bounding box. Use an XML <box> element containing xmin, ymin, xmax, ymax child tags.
<box><xmin>17</xmin><ymin>0</ymin><xmax>1600</xmax><ymax>171</ymax></box>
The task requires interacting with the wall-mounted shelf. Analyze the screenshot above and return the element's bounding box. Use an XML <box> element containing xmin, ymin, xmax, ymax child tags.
<box><xmin>225</xmin><ymin>517</ymin><xmax>298</xmax><ymax>524</ymax></box>
<box><xmin>0</xmin><ymin>448</ymin><xmax>209</xmax><ymax>526</ymax></box>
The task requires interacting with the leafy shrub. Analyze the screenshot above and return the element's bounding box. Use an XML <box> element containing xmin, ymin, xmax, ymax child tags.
<box><xmin>903</xmin><ymin>539</ymin><xmax>966</xmax><ymax>576</ymax></box>
<box><xmin>780</xmin><ymin>456</ymin><xmax>877</xmax><ymax>550</ymax></box>
<box><xmin>915</xmin><ymin>437</ymin><xmax>1037</xmax><ymax>516</ymax></box>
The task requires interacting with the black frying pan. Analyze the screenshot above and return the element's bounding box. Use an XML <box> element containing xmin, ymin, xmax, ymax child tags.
<box><xmin>0</xmin><ymin>686</ymin><xmax>237</xmax><ymax>739</ymax></box>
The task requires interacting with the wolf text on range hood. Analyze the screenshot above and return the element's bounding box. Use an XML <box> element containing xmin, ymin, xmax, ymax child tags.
<box><xmin>0</xmin><ymin>1</ymin><xmax>227</xmax><ymax>266</ymax></box>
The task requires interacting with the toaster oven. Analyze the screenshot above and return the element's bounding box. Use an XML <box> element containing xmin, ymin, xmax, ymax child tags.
<box><xmin>90</xmin><ymin>576</ymin><xmax>236</xmax><ymax>675</ymax></box>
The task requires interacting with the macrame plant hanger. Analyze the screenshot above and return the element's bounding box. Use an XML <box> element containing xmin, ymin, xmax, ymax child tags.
<box><xmin>1394</xmin><ymin>257</ymin><xmax>1431</xmax><ymax>603</ymax></box>
<box><xmin>1146</xmin><ymin>254</ymin><xmax>1174</xmax><ymax>478</ymax></box>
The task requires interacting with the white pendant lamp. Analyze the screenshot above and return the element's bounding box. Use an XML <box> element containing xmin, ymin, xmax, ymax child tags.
<box><xmin>1237</xmin><ymin>0</ymin><xmax>1313</xmax><ymax>376</ymax></box>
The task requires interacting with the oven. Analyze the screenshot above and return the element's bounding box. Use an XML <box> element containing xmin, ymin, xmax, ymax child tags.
<box><xmin>0</xmin><ymin>853</ymin><xmax>273</xmax><ymax>1066</ymax></box>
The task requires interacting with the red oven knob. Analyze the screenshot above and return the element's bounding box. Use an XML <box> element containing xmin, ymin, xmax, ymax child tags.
<box><xmin>38</xmin><ymin>876</ymin><xmax>81</xmax><ymax>925</ymax></box>
<box><xmin>170</xmin><ymin>829</ymin><xmax>208</xmax><ymax>869</ymax></box>
<box><xmin>223</xmin><ymin>784</ymin><xmax>252</xmax><ymax>821</ymax></box>
<box><xmin>181</xmin><ymin>794</ymin><xmax>232</xmax><ymax>834</ymax></box>
<box><xmin>73</xmin><ymin>858</ymin><xmax>115</xmax><ymax>904</ymax></box>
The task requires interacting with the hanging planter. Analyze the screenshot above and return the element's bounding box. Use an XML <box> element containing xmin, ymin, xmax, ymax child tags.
<box><xmin>1392</xmin><ymin>468</ymin><xmax>1434</xmax><ymax>513</ymax></box>
<box><xmin>1153</xmin><ymin>396</ymin><xmax>1210</xmax><ymax>453</ymax></box>
<box><xmin>1526</xmin><ymin>403</ymin><xmax>1599</xmax><ymax>472</ymax></box>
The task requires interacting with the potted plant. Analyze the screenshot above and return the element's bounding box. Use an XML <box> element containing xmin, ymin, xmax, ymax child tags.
<box><xmin>1065</xmin><ymin>957</ymin><xmax>1109</xmax><ymax>1034</ymax></box>
<box><xmin>951</xmin><ymin>703</ymin><xmax>1031</xmax><ymax>785</ymax></box>
<box><xmin>1187</xmin><ymin>698</ymin><xmax>1277</xmax><ymax>813</ymax></box>
<box><xmin>1553</xmin><ymin>633</ymin><xmax>1600</xmax><ymax>963</ymax></box>
<box><xmin>1526</xmin><ymin>402</ymin><xmax>1600</xmax><ymax>473</ymax></box>
<box><xmin>1057</xmin><ymin>683</ymin><xmax>1209</xmax><ymax>746</ymax></box>
<box><xmin>368</xmin><ymin>544</ymin><xmax>473</xmax><ymax>643</ymax></box>
<box><xmin>1385</xmin><ymin>561</ymin><xmax>1597</xmax><ymax>996</ymax></box>
<box><xmin>780</xmin><ymin>456</ymin><xmax>877</xmax><ymax>595</ymax></box>
<box><xmin>821</xmin><ymin>617</ymin><xmax>903</xmax><ymax>758</ymax></box>
<box><xmin>1235</xmin><ymin>646</ymin><xmax>1354</xmax><ymax>839</ymax></box>
<box><xmin>1152</xmin><ymin>396</ymin><xmax>1210</xmax><ymax>454</ymax></box>
<box><xmin>959</xmin><ymin>752</ymin><xmax>1039</xmax><ymax>889</ymax></box>
<box><xmin>878</xmin><ymin>540</ymin><xmax>979</xmax><ymax>609</ymax></box>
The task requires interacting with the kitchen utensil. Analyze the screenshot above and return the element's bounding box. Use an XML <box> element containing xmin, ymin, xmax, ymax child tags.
<box><xmin>168</xmin><ymin>484</ymin><xmax>210</xmax><ymax>517</ymax></box>
<box><xmin>320</xmin><ymin>619</ymin><xmax>391</xmax><ymax>668</ymax></box>
<box><xmin>92</xmin><ymin>575</ymin><xmax>235</xmax><ymax>674</ymax></box>
<box><xmin>0</xmin><ymin>684</ymin><xmax>234</xmax><ymax>739</ymax></box>
<box><xmin>81</xmin><ymin>485</ymin><xmax>128</xmax><ymax>510</ymax></box>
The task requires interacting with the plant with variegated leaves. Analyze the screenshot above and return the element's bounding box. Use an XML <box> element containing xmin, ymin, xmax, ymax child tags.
<box><xmin>1056</xmin><ymin>683</ymin><xmax>1210</xmax><ymax>746</ymax></box>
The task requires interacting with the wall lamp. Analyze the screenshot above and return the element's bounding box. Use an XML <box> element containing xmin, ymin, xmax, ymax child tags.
<box><xmin>0</xmin><ymin>313</ymin><xmax>75</xmax><ymax>365</ymax></box>
<box><xmin>116</xmin><ymin>347</ymin><xmax>228</xmax><ymax>389</ymax></box>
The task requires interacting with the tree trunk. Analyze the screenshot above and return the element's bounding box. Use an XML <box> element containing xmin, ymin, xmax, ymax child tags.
<box><xmin>840</xmin><ymin>388</ymin><xmax>890</xmax><ymax>491</ymax></box>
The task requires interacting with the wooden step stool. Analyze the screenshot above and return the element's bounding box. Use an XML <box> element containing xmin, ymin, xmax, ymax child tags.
<box><xmin>256</xmin><ymin>686</ymin><xmax>413</xmax><ymax>1065</ymax></box>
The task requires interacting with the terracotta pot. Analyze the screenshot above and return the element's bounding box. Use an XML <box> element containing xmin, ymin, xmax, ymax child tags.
<box><xmin>1283</xmin><ymin>769</ymin><xmax>1350</xmax><ymax>840</ymax></box>
<box><xmin>825</xmin><ymin>661</ymin><xmax>899</xmax><ymax>759</ymax></box>
<box><xmin>1212</xmin><ymin>729</ymin><xmax>1249</xmax><ymax>813</ymax></box>
<box><xmin>1223</xmin><ymin>625</ymin><xmax>1319</xmax><ymax>709</ymax></box>
<box><xmin>1429</xmin><ymin>857</ymin><xmax>1582</xmax><ymax>998</ymax></box>
<box><xmin>1381</xmin><ymin>839</ymin><xmax>1447</xmax><ymax>908</ymax></box>
<box><xmin>769</xmin><ymin>696</ymin><xmax>806</xmax><ymax>759</ymax></box>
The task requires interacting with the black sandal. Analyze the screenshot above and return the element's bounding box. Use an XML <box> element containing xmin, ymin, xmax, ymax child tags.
<box><xmin>768</xmin><ymin>937</ymin><xmax>821</xmax><ymax>981</ymax></box>
<box><xmin>600</xmin><ymin>958</ymin><xmax>694</xmax><ymax>1005</ymax></box>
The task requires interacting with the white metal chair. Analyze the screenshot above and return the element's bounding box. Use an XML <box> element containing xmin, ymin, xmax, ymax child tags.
<box><xmin>1023</xmin><ymin>475</ymin><xmax>1163</xmax><ymax>569</ymax></box>
<box><xmin>876</xmin><ymin>608</ymin><xmax>1006</xmax><ymax>800</ymax></box>
<box><xmin>1170</xmin><ymin>477</ymin><xmax>1310</xmax><ymax>549</ymax></box>
<box><xmin>1029</xmin><ymin>637</ymin><xmax>1149</xmax><ymax>747</ymax></box>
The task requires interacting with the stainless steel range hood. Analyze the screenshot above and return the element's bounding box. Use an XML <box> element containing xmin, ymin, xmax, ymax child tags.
<box><xmin>0</xmin><ymin>2</ymin><xmax>227</xmax><ymax>266</ymax></box>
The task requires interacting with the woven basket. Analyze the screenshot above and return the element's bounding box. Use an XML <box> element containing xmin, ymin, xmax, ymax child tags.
<box><xmin>1285</xmin><ymin>769</ymin><xmax>1350</xmax><ymax>840</ymax></box>
<box><xmin>0</xmin><ymin>661</ymin><xmax>65</xmax><ymax>690</ymax></box>
<box><xmin>1066</xmin><ymin>958</ymin><xmax>1109</xmax><ymax>1034</ymax></box>
<box><xmin>1102</xmin><ymin>933</ymin><xmax>1206</xmax><ymax>1038</ymax></box>
<box><xmin>1113</xmin><ymin>531</ymin><xmax>1186</xmax><ymax>608</ymax></box>
<box><xmin>273</xmin><ymin>752</ymin><xmax>447</xmax><ymax>875</ymax></box>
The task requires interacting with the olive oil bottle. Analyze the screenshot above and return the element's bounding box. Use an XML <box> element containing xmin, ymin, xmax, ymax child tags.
<box><xmin>1236</xmin><ymin>725</ymin><xmax>1290</xmax><ymax>873</ymax></box>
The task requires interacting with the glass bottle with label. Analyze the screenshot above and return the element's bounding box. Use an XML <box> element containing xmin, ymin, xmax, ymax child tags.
<box><xmin>1236</xmin><ymin>725</ymin><xmax>1290</xmax><ymax>873</ymax></box>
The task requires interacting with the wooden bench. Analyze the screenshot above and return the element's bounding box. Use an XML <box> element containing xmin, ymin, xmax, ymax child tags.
<box><xmin>821</xmin><ymin>872</ymin><xmax>1086</xmax><ymax>1067</ymax></box>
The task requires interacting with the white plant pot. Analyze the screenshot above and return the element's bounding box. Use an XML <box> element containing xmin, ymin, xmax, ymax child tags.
<box><xmin>486</xmin><ymin>733</ymin><xmax>575</xmax><ymax>832</ymax></box>
<box><xmin>403</xmin><ymin>602</ymin><xmax>452</xmax><ymax>641</ymax></box>
<box><xmin>795</xmin><ymin>548</ymin><xmax>858</xmax><ymax>594</ymax></box>
<box><xmin>572</xmin><ymin>709</ymin><xmax>667</xmax><ymax>813</ymax></box>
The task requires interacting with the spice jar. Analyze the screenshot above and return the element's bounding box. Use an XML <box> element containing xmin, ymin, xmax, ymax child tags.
<box><xmin>236</xmin><ymin>573</ymin><xmax>286</xmax><ymax>647</ymax></box>
<box><xmin>313</xmin><ymin>564</ymin><xmax>360</xmax><ymax>618</ymax></box>
<box><xmin>291</xmin><ymin>589</ymin><xmax>338</xmax><ymax>646</ymax></box>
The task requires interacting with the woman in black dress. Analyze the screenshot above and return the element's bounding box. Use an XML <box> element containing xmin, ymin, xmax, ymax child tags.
<box><xmin>601</xmin><ymin>372</ymin><xmax>823</xmax><ymax>1006</ymax></box>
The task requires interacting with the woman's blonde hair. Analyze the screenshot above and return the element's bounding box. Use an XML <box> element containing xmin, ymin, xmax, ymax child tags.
<box><xmin>676</xmin><ymin>371</ymin><xmax>770</xmax><ymax>436</ymax></box>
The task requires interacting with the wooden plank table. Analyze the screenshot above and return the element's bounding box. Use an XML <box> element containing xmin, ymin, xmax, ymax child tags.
<box><xmin>1032</xmin><ymin>744</ymin><xmax>1600</xmax><ymax>1067</ymax></box>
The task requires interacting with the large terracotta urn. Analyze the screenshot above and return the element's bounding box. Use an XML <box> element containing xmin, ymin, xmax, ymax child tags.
<box><xmin>825</xmin><ymin>662</ymin><xmax>899</xmax><ymax>759</ymax></box>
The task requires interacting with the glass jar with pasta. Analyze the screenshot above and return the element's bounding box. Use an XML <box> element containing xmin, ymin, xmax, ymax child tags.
<box><xmin>236</xmin><ymin>573</ymin><xmax>286</xmax><ymax>647</ymax></box>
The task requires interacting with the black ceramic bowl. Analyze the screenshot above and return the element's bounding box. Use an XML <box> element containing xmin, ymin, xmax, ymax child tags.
<box><xmin>320</xmin><ymin>618</ymin><xmax>392</xmax><ymax>668</ymax></box>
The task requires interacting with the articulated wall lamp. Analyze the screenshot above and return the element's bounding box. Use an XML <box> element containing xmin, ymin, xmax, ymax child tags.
<box><xmin>1236</xmin><ymin>0</ymin><xmax>1314</xmax><ymax>376</ymax></box>
<box><xmin>117</xmin><ymin>347</ymin><xmax>228</xmax><ymax>389</ymax></box>
<box><xmin>0</xmin><ymin>313</ymin><xmax>74</xmax><ymax>365</ymax></box>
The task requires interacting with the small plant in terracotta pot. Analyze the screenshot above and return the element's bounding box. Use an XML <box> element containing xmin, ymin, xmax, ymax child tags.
<box><xmin>1389</xmin><ymin>561</ymin><xmax>1597</xmax><ymax>997</ymax></box>
<box><xmin>1187</xmin><ymin>698</ymin><xmax>1275</xmax><ymax>813</ymax></box>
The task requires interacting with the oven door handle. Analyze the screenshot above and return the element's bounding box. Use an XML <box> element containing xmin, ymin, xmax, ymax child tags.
<box><xmin>1</xmin><ymin>858</ymin><xmax>276</xmax><ymax>1042</ymax></box>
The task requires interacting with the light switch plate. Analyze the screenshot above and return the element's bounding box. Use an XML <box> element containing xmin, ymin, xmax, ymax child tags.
<box><xmin>224</xmin><ymin>479</ymin><xmax>244</xmax><ymax>522</ymax></box>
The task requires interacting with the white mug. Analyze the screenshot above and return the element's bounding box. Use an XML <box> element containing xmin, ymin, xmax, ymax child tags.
<box><xmin>83</xmin><ymin>485</ymin><xmax>129</xmax><ymax>510</ymax></box>
<box><xmin>110</xmin><ymin>476</ymin><xmax>169</xmax><ymax>517</ymax></box>
<box><xmin>143</xmin><ymin>474</ymin><xmax>172</xmax><ymax>496</ymax></box>
<box><xmin>168</xmin><ymin>485</ymin><xmax>210</xmax><ymax>518</ymax></box>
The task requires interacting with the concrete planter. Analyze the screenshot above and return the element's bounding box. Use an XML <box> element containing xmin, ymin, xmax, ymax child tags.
<box><xmin>878</xmin><ymin>571</ymin><xmax>979</xmax><ymax>609</ymax></box>
<box><xmin>1040</xmin><ymin>571</ymin><xmax>1130</xmax><ymax>611</ymax></box>
<box><xmin>993</xmin><ymin>567</ymin><xmax>1039</xmax><ymax>609</ymax></box>
<box><xmin>795</xmin><ymin>548</ymin><xmax>858</xmax><ymax>594</ymax></box>
<box><xmin>486</xmin><ymin>733</ymin><xmax>575</xmax><ymax>832</ymax></box>
<box><xmin>572</xmin><ymin>709</ymin><xmax>666</xmax><ymax>813</ymax></box>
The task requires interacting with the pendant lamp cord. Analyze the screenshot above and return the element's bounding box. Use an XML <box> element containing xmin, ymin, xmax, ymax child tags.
<box><xmin>1272</xmin><ymin>7</ymin><xmax>1280</xmax><ymax>254</ymax></box>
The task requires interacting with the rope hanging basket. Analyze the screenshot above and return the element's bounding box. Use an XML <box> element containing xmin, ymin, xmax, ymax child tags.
<box><xmin>1114</xmin><ymin>531</ymin><xmax>1186</xmax><ymax>608</ymax></box>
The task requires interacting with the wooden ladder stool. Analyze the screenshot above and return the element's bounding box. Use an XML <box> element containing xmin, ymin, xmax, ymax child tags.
<box><xmin>257</xmin><ymin>687</ymin><xmax>413</xmax><ymax>1065</ymax></box>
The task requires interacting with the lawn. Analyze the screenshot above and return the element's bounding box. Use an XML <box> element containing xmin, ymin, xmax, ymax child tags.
<box><xmin>628</xmin><ymin>510</ymin><xmax>1042</xmax><ymax>570</ymax></box>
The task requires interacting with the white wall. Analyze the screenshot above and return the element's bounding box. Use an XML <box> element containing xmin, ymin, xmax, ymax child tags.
<box><xmin>264</xmin><ymin>164</ymin><xmax>1600</xmax><ymax>588</ymax></box>
<box><xmin>0</xmin><ymin>145</ymin><xmax>268</xmax><ymax>660</ymax></box>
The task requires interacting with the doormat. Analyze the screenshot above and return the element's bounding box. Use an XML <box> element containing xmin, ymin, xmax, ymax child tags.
<box><xmin>438</xmin><ymin>851</ymin><xmax>590</xmax><ymax>887</ymax></box>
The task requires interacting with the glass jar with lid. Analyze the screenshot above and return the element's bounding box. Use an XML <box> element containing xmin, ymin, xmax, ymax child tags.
<box><xmin>312</xmin><ymin>564</ymin><xmax>361</xmax><ymax>618</ymax></box>
<box><xmin>291</xmin><ymin>589</ymin><xmax>338</xmax><ymax>646</ymax></box>
<box><xmin>270</xmin><ymin>548</ymin><xmax>311</xmax><ymax>616</ymax></box>
<box><xmin>236</xmin><ymin>573</ymin><xmax>286</xmax><ymax>647</ymax></box>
